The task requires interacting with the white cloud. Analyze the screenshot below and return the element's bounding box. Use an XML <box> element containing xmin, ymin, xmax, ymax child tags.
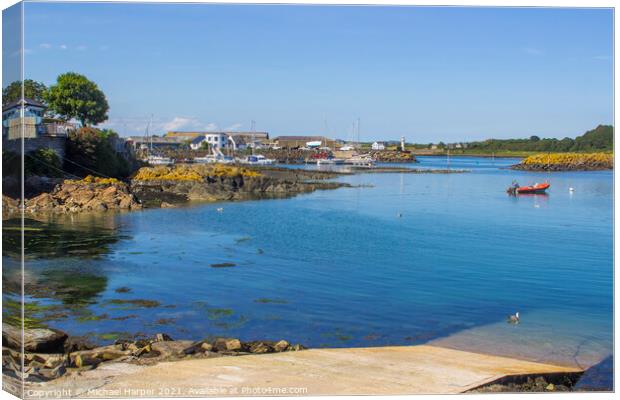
<box><xmin>59</xmin><ymin>44</ymin><xmax>68</xmax><ymax>50</ymax></box>
<box><xmin>204</xmin><ymin>123</ymin><xmax>218</xmax><ymax>131</ymax></box>
<box><xmin>161</xmin><ymin>117</ymin><xmax>218</xmax><ymax>132</ymax></box>
<box><xmin>523</xmin><ymin>47</ymin><xmax>543</xmax><ymax>55</ymax></box>
<box><xmin>225</xmin><ymin>123</ymin><xmax>243</xmax><ymax>131</ymax></box>
<box><xmin>101</xmin><ymin>116</ymin><xmax>221</xmax><ymax>136</ymax></box>
<box><xmin>162</xmin><ymin>117</ymin><xmax>194</xmax><ymax>131</ymax></box>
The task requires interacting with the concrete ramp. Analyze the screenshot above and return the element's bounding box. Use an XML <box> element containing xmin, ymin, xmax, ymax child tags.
<box><xmin>26</xmin><ymin>345</ymin><xmax>583</xmax><ymax>397</ymax></box>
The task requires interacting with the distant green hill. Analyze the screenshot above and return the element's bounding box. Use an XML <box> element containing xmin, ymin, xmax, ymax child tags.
<box><xmin>464</xmin><ymin>125</ymin><xmax>613</xmax><ymax>153</ymax></box>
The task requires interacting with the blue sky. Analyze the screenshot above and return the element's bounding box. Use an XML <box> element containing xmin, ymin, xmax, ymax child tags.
<box><xmin>12</xmin><ymin>3</ymin><xmax>615</xmax><ymax>141</ymax></box>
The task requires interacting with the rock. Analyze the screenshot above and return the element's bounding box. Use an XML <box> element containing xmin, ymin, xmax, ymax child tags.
<box><xmin>64</xmin><ymin>336</ymin><xmax>97</xmax><ymax>353</ymax></box>
<box><xmin>273</xmin><ymin>340</ymin><xmax>289</xmax><ymax>352</ymax></box>
<box><xmin>2</xmin><ymin>323</ymin><xmax>68</xmax><ymax>353</ymax></box>
<box><xmin>71</xmin><ymin>352</ymin><xmax>99</xmax><ymax>368</ymax></box>
<box><xmin>546</xmin><ymin>383</ymin><xmax>555</xmax><ymax>391</ymax></box>
<box><xmin>200</xmin><ymin>342</ymin><xmax>213</xmax><ymax>352</ymax></box>
<box><xmin>70</xmin><ymin>345</ymin><xmax>131</xmax><ymax>367</ymax></box>
<box><xmin>30</xmin><ymin>353</ymin><xmax>68</xmax><ymax>369</ymax></box>
<box><xmin>72</xmin><ymin>190</ymin><xmax>95</xmax><ymax>206</ymax></box>
<box><xmin>119</xmin><ymin>197</ymin><xmax>133</xmax><ymax>209</ymax></box>
<box><xmin>19</xmin><ymin>179</ymin><xmax>142</xmax><ymax>214</ymax></box>
<box><xmin>154</xmin><ymin>333</ymin><xmax>173</xmax><ymax>342</ymax></box>
<box><xmin>213</xmin><ymin>338</ymin><xmax>242</xmax><ymax>352</ymax></box>
<box><xmin>36</xmin><ymin>364</ymin><xmax>66</xmax><ymax>381</ymax></box>
<box><xmin>134</xmin><ymin>344</ymin><xmax>151</xmax><ymax>357</ymax></box>
<box><xmin>288</xmin><ymin>343</ymin><xmax>306</xmax><ymax>351</ymax></box>
<box><xmin>26</xmin><ymin>193</ymin><xmax>58</xmax><ymax>210</ymax></box>
<box><xmin>85</xmin><ymin>198</ymin><xmax>107</xmax><ymax>211</ymax></box>
<box><xmin>100</xmin><ymin>186</ymin><xmax>118</xmax><ymax>199</ymax></box>
<box><xmin>160</xmin><ymin>201</ymin><xmax>176</xmax><ymax>208</ymax></box>
<box><xmin>247</xmin><ymin>341</ymin><xmax>271</xmax><ymax>354</ymax></box>
<box><xmin>147</xmin><ymin>340</ymin><xmax>194</xmax><ymax>361</ymax></box>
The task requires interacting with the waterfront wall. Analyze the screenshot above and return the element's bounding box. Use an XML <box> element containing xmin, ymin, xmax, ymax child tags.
<box><xmin>2</xmin><ymin>136</ymin><xmax>67</xmax><ymax>159</ymax></box>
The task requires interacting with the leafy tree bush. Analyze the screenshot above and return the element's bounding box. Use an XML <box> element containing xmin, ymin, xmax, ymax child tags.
<box><xmin>3</xmin><ymin>149</ymin><xmax>62</xmax><ymax>178</ymax></box>
<box><xmin>572</xmin><ymin>125</ymin><xmax>614</xmax><ymax>152</ymax></box>
<box><xmin>25</xmin><ymin>148</ymin><xmax>63</xmax><ymax>177</ymax></box>
<box><xmin>65</xmin><ymin>127</ymin><xmax>131</xmax><ymax>178</ymax></box>
<box><xmin>45</xmin><ymin>72</ymin><xmax>109</xmax><ymax>126</ymax></box>
<box><xmin>2</xmin><ymin>79</ymin><xmax>48</xmax><ymax>104</ymax></box>
<box><xmin>465</xmin><ymin>125</ymin><xmax>612</xmax><ymax>153</ymax></box>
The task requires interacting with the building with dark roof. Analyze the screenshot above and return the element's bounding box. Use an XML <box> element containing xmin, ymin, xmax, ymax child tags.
<box><xmin>272</xmin><ymin>136</ymin><xmax>337</xmax><ymax>149</ymax></box>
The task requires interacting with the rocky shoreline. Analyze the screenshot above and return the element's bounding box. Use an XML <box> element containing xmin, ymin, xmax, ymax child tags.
<box><xmin>2</xmin><ymin>165</ymin><xmax>350</xmax><ymax>215</ymax></box>
<box><xmin>2</xmin><ymin>323</ymin><xmax>305</xmax><ymax>383</ymax></box>
<box><xmin>3</xmin><ymin>164</ymin><xmax>471</xmax><ymax>215</ymax></box>
<box><xmin>367</xmin><ymin>150</ymin><xmax>417</xmax><ymax>163</ymax></box>
<box><xmin>511</xmin><ymin>152</ymin><xmax>613</xmax><ymax>171</ymax></box>
<box><xmin>131</xmin><ymin>165</ymin><xmax>350</xmax><ymax>208</ymax></box>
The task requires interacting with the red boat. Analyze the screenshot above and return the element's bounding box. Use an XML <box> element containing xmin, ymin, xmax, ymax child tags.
<box><xmin>507</xmin><ymin>182</ymin><xmax>550</xmax><ymax>195</ymax></box>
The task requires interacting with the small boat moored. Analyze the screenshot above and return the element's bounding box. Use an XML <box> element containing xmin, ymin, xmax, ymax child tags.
<box><xmin>507</xmin><ymin>181</ymin><xmax>550</xmax><ymax>195</ymax></box>
<box><xmin>240</xmin><ymin>154</ymin><xmax>276</xmax><ymax>165</ymax></box>
<box><xmin>145</xmin><ymin>155</ymin><xmax>173</xmax><ymax>165</ymax></box>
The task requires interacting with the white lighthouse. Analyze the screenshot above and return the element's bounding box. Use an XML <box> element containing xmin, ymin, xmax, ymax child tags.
<box><xmin>400</xmin><ymin>136</ymin><xmax>406</xmax><ymax>152</ymax></box>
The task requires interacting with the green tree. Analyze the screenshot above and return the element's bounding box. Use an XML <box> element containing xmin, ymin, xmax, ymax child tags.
<box><xmin>45</xmin><ymin>72</ymin><xmax>109</xmax><ymax>126</ymax></box>
<box><xmin>65</xmin><ymin>127</ymin><xmax>132</xmax><ymax>178</ymax></box>
<box><xmin>2</xmin><ymin>79</ymin><xmax>48</xmax><ymax>104</ymax></box>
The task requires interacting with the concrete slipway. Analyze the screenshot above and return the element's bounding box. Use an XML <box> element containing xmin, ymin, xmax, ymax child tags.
<box><xmin>18</xmin><ymin>345</ymin><xmax>582</xmax><ymax>398</ymax></box>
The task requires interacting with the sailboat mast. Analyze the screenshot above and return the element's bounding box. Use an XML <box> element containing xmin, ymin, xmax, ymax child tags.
<box><xmin>251</xmin><ymin>119</ymin><xmax>256</xmax><ymax>156</ymax></box>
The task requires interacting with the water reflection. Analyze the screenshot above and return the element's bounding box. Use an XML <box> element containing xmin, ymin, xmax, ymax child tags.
<box><xmin>2</xmin><ymin>215</ymin><xmax>126</xmax><ymax>329</ymax></box>
<box><xmin>2</xmin><ymin>215</ymin><xmax>128</xmax><ymax>260</ymax></box>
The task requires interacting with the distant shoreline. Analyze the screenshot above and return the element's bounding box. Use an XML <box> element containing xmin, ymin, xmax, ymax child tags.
<box><xmin>411</xmin><ymin>152</ymin><xmax>526</xmax><ymax>159</ymax></box>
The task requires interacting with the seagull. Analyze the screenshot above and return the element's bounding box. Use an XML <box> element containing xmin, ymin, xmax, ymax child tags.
<box><xmin>507</xmin><ymin>312</ymin><xmax>520</xmax><ymax>324</ymax></box>
<box><xmin>569</xmin><ymin>187</ymin><xmax>575</xmax><ymax>192</ymax></box>
<box><xmin>397</xmin><ymin>212</ymin><xmax>402</xmax><ymax>218</ymax></box>
<box><xmin>216</xmin><ymin>207</ymin><xmax>224</xmax><ymax>213</ymax></box>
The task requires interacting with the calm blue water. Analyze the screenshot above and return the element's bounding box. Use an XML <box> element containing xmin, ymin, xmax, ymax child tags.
<box><xmin>6</xmin><ymin>156</ymin><xmax>613</xmax><ymax>368</ymax></box>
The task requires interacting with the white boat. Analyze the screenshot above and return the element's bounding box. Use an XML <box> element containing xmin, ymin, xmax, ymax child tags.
<box><xmin>344</xmin><ymin>155</ymin><xmax>375</xmax><ymax>168</ymax></box>
<box><xmin>241</xmin><ymin>154</ymin><xmax>276</xmax><ymax>165</ymax></box>
<box><xmin>146</xmin><ymin>155</ymin><xmax>173</xmax><ymax>165</ymax></box>
<box><xmin>193</xmin><ymin>155</ymin><xmax>217</xmax><ymax>164</ymax></box>
<box><xmin>317</xmin><ymin>158</ymin><xmax>345</xmax><ymax>165</ymax></box>
<box><xmin>194</xmin><ymin>155</ymin><xmax>234</xmax><ymax>164</ymax></box>
<box><xmin>142</xmin><ymin>116</ymin><xmax>173</xmax><ymax>165</ymax></box>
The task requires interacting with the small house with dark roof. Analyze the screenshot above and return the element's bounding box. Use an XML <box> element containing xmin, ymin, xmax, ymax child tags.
<box><xmin>189</xmin><ymin>135</ymin><xmax>208</xmax><ymax>150</ymax></box>
<box><xmin>2</xmin><ymin>98</ymin><xmax>47</xmax><ymax>139</ymax></box>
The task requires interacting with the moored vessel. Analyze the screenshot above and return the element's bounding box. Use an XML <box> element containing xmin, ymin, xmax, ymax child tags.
<box><xmin>507</xmin><ymin>181</ymin><xmax>550</xmax><ymax>195</ymax></box>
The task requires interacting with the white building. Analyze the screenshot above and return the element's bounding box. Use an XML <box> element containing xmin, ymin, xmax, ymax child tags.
<box><xmin>190</xmin><ymin>133</ymin><xmax>229</xmax><ymax>150</ymax></box>
<box><xmin>371</xmin><ymin>141</ymin><xmax>386</xmax><ymax>150</ymax></box>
